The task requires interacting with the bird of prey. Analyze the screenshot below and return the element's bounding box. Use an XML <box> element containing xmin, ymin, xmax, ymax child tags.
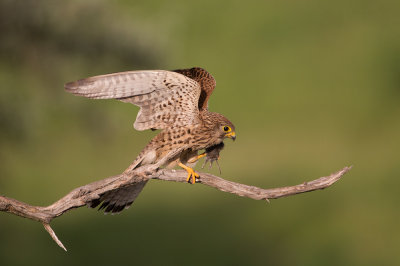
<box><xmin>65</xmin><ymin>67</ymin><xmax>236</xmax><ymax>213</ymax></box>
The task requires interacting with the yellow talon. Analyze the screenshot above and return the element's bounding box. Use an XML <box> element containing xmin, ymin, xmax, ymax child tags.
<box><xmin>178</xmin><ymin>162</ymin><xmax>200</xmax><ymax>184</ymax></box>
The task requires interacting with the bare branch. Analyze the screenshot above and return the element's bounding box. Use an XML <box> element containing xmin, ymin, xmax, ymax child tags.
<box><xmin>156</xmin><ymin>166</ymin><xmax>352</xmax><ymax>200</ymax></box>
<box><xmin>0</xmin><ymin>165</ymin><xmax>351</xmax><ymax>250</ymax></box>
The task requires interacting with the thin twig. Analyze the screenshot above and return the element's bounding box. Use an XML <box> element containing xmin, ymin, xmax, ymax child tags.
<box><xmin>43</xmin><ymin>223</ymin><xmax>67</xmax><ymax>251</ymax></box>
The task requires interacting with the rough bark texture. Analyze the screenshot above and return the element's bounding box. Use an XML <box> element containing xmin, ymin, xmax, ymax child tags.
<box><xmin>0</xmin><ymin>165</ymin><xmax>352</xmax><ymax>251</ymax></box>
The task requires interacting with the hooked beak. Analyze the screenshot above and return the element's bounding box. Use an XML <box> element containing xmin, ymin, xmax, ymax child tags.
<box><xmin>225</xmin><ymin>131</ymin><xmax>236</xmax><ymax>141</ymax></box>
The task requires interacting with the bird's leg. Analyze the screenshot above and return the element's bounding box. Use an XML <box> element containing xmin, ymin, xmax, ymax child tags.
<box><xmin>178</xmin><ymin>162</ymin><xmax>200</xmax><ymax>184</ymax></box>
<box><xmin>187</xmin><ymin>153</ymin><xmax>206</xmax><ymax>164</ymax></box>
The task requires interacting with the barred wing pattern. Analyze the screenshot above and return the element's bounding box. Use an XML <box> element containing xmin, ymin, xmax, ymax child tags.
<box><xmin>64</xmin><ymin>67</ymin><xmax>218</xmax><ymax>213</ymax></box>
<box><xmin>65</xmin><ymin>70</ymin><xmax>201</xmax><ymax>131</ymax></box>
<box><xmin>173</xmin><ymin>67</ymin><xmax>216</xmax><ymax>111</ymax></box>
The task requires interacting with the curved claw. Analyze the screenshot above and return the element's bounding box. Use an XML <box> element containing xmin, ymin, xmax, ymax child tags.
<box><xmin>186</xmin><ymin>169</ymin><xmax>200</xmax><ymax>184</ymax></box>
<box><xmin>178</xmin><ymin>162</ymin><xmax>200</xmax><ymax>184</ymax></box>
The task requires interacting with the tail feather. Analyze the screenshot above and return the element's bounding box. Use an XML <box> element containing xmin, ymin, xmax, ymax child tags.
<box><xmin>89</xmin><ymin>181</ymin><xmax>148</xmax><ymax>214</ymax></box>
<box><xmin>88</xmin><ymin>153</ymin><xmax>149</xmax><ymax>214</ymax></box>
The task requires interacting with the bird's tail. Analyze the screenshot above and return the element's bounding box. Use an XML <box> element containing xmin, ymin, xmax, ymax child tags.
<box><xmin>89</xmin><ymin>181</ymin><xmax>148</xmax><ymax>213</ymax></box>
<box><xmin>89</xmin><ymin>154</ymin><xmax>148</xmax><ymax>214</ymax></box>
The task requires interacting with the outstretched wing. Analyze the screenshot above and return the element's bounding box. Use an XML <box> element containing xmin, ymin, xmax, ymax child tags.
<box><xmin>173</xmin><ymin>67</ymin><xmax>216</xmax><ymax>111</ymax></box>
<box><xmin>65</xmin><ymin>70</ymin><xmax>201</xmax><ymax>131</ymax></box>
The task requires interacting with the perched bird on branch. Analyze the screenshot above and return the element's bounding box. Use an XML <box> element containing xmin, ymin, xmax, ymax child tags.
<box><xmin>65</xmin><ymin>67</ymin><xmax>236</xmax><ymax>213</ymax></box>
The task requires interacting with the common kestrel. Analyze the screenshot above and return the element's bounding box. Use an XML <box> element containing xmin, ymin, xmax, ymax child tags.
<box><xmin>65</xmin><ymin>67</ymin><xmax>236</xmax><ymax>213</ymax></box>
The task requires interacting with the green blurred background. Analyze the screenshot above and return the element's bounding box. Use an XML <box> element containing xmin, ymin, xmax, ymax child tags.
<box><xmin>1</xmin><ymin>0</ymin><xmax>399</xmax><ymax>265</ymax></box>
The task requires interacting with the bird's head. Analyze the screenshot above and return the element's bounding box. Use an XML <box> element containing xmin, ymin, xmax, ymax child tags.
<box><xmin>220</xmin><ymin>123</ymin><xmax>236</xmax><ymax>141</ymax></box>
<box><xmin>211</xmin><ymin>113</ymin><xmax>236</xmax><ymax>141</ymax></box>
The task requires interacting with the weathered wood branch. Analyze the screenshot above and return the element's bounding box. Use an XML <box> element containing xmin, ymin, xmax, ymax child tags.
<box><xmin>0</xmin><ymin>165</ymin><xmax>352</xmax><ymax>251</ymax></box>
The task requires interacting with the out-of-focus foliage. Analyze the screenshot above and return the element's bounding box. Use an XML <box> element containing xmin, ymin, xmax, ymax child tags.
<box><xmin>0</xmin><ymin>0</ymin><xmax>399</xmax><ymax>265</ymax></box>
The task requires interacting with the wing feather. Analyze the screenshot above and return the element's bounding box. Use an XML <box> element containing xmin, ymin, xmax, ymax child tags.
<box><xmin>173</xmin><ymin>67</ymin><xmax>216</xmax><ymax>110</ymax></box>
<box><xmin>65</xmin><ymin>70</ymin><xmax>201</xmax><ymax>131</ymax></box>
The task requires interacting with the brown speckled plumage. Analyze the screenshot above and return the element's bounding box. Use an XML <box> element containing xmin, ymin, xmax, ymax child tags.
<box><xmin>65</xmin><ymin>67</ymin><xmax>235</xmax><ymax>213</ymax></box>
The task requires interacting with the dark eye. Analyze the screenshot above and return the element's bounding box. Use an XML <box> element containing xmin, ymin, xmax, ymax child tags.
<box><xmin>223</xmin><ymin>126</ymin><xmax>230</xmax><ymax>132</ymax></box>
